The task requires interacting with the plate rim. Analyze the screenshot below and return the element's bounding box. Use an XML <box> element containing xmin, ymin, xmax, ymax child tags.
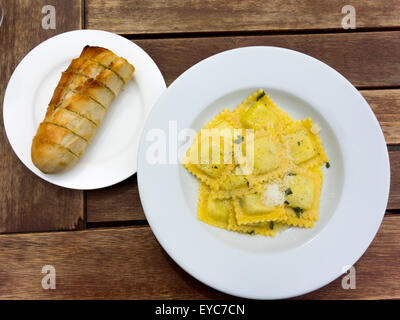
<box><xmin>137</xmin><ymin>46</ymin><xmax>390</xmax><ymax>299</ymax></box>
<box><xmin>3</xmin><ymin>29</ymin><xmax>166</xmax><ymax>190</ymax></box>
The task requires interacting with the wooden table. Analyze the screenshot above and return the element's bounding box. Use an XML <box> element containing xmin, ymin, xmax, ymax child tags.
<box><xmin>0</xmin><ymin>0</ymin><xmax>399</xmax><ymax>299</ymax></box>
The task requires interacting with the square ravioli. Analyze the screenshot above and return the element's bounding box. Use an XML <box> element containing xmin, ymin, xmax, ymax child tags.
<box><xmin>277</xmin><ymin>166</ymin><xmax>323</xmax><ymax>228</ymax></box>
<box><xmin>241</xmin><ymin>130</ymin><xmax>289</xmax><ymax>185</ymax></box>
<box><xmin>228</xmin><ymin>213</ymin><xmax>280</xmax><ymax>237</ymax></box>
<box><xmin>231</xmin><ymin>89</ymin><xmax>293</xmax><ymax>132</ymax></box>
<box><xmin>210</xmin><ymin>170</ymin><xmax>252</xmax><ymax>199</ymax></box>
<box><xmin>198</xmin><ymin>183</ymin><xmax>232</xmax><ymax>230</ymax></box>
<box><xmin>233</xmin><ymin>191</ymin><xmax>286</xmax><ymax>225</ymax></box>
<box><xmin>184</xmin><ymin>90</ymin><xmax>329</xmax><ymax>237</ymax></box>
<box><xmin>183</xmin><ymin>109</ymin><xmax>237</xmax><ymax>188</ymax></box>
<box><xmin>198</xmin><ymin>184</ymin><xmax>285</xmax><ymax>236</ymax></box>
<box><xmin>281</xmin><ymin>118</ymin><xmax>329</xmax><ymax>168</ymax></box>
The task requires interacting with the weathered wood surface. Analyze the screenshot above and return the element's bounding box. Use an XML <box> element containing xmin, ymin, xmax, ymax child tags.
<box><xmin>87</xmin><ymin>175</ymin><xmax>144</xmax><ymax>223</ymax></box>
<box><xmin>0</xmin><ymin>215</ymin><xmax>398</xmax><ymax>299</ymax></box>
<box><xmin>0</xmin><ymin>0</ymin><xmax>399</xmax><ymax>301</ymax></box>
<box><xmin>134</xmin><ymin>32</ymin><xmax>400</xmax><ymax>89</ymax></box>
<box><xmin>0</xmin><ymin>0</ymin><xmax>84</xmax><ymax>233</ymax></box>
<box><xmin>388</xmin><ymin>151</ymin><xmax>400</xmax><ymax>211</ymax></box>
<box><xmin>85</xmin><ymin>0</ymin><xmax>400</xmax><ymax>35</ymax></box>
<box><xmin>363</xmin><ymin>90</ymin><xmax>400</xmax><ymax>146</ymax></box>
<box><xmin>299</xmin><ymin>214</ymin><xmax>400</xmax><ymax>299</ymax></box>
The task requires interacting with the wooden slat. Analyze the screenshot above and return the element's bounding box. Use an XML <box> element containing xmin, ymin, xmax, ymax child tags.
<box><xmin>0</xmin><ymin>0</ymin><xmax>84</xmax><ymax>233</ymax></box>
<box><xmin>299</xmin><ymin>215</ymin><xmax>400</xmax><ymax>299</ymax></box>
<box><xmin>0</xmin><ymin>226</ymin><xmax>230</xmax><ymax>299</ymax></box>
<box><xmin>0</xmin><ymin>215</ymin><xmax>398</xmax><ymax>299</ymax></box>
<box><xmin>362</xmin><ymin>90</ymin><xmax>400</xmax><ymax>145</ymax></box>
<box><xmin>85</xmin><ymin>0</ymin><xmax>400</xmax><ymax>35</ymax></box>
<box><xmin>87</xmin><ymin>175</ymin><xmax>144</xmax><ymax>223</ymax></box>
<box><xmin>388</xmin><ymin>150</ymin><xmax>400</xmax><ymax>211</ymax></box>
<box><xmin>134</xmin><ymin>32</ymin><xmax>400</xmax><ymax>88</ymax></box>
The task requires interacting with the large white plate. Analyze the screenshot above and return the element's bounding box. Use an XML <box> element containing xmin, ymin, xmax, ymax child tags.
<box><xmin>137</xmin><ymin>47</ymin><xmax>390</xmax><ymax>299</ymax></box>
<box><xmin>3</xmin><ymin>29</ymin><xmax>166</xmax><ymax>190</ymax></box>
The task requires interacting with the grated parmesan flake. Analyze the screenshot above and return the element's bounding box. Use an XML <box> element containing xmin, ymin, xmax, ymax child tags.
<box><xmin>310</xmin><ymin>123</ymin><xmax>321</xmax><ymax>135</ymax></box>
<box><xmin>261</xmin><ymin>183</ymin><xmax>285</xmax><ymax>207</ymax></box>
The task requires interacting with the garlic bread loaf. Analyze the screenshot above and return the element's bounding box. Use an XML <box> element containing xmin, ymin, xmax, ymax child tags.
<box><xmin>31</xmin><ymin>46</ymin><xmax>135</xmax><ymax>174</ymax></box>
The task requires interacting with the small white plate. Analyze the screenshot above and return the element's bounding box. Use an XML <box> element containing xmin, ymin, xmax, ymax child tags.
<box><xmin>3</xmin><ymin>29</ymin><xmax>166</xmax><ymax>190</ymax></box>
<box><xmin>137</xmin><ymin>47</ymin><xmax>390</xmax><ymax>299</ymax></box>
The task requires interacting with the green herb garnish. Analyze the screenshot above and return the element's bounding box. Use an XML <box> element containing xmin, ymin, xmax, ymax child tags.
<box><xmin>256</xmin><ymin>91</ymin><xmax>265</xmax><ymax>101</ymax></box>
<box><xmin>325</xmin><ymin>162</ymin><xmax>331</xmax><ymax>168</ymax></box>
<box><xmin>285</xmin><ymin>188</ymin><xmax>293</xmax><ymax>195</ymax></box>
<box><xmin>234</xmin><ymin>135</ymin><xmax>243</xmax><ymax>144</ymax></box>
<box><xmin>269</xmin><ymin>221</ymin><xmax>274</xmax><ymax>230</ymax></box>
<box><xmin>287</xmin><ymin>172</ymin><xmax>297</xmax><ymax>176</ymax></box>
<box><xmin>297</xmin><ymin>141</ymin><xmax>301</xmax><ymax>146</ymax></box>
<box><xmin>293</xmin><ymin>207</ymin><xmax>304</xmax><ymax>217</ymax></box>
<box><xmin>284</xmin><ymin>200</ymin><xmax>290</xmax><ymax>205</ymax></box>
<box><xmin>248</xmin><ymin>230</ymin><xmax>255</xmax><ymax>235</ymax></box>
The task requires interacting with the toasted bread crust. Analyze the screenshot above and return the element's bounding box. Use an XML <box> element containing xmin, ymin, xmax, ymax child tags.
<box><xmin>74</xmin><ymin>77</ymin><xmax>114</xmax><ymax>108</ymax></box>
<box><xmin>46</xmin><ymin>108</ymin><xmax>97</xmax><ymax>141</ymax></box>
<box><xmin>66</xmin><ymin>58</ymin><xmax>124</xmax><ymax>95</ymax></box>
<box><xmin>36</xmin><ymin>122</ymin><xmax>88</xmax><ymax>156</ymax></box>
<box><xmin>32</xmin><ymin>46</ymin><xmax>135</xmax><ymax>174</ymax></box>
<box><xmin>80</xmin><ymin>46</ymin><xmax>117</xmax><ymax>65</ymax></box>
<box><xmin>109</xmin><ymin>57</ymin><xmax>135</xmax><ymax>83</ymax></box>
<box><xmin>80</xmin><ymin>46</ymin><xmax>135</xmax><ymax>83</ymax></box>
<box><xmin>31</xmin><ymin>138</ymin><xmax>78</xmax><ymax>174</ymax></box>
<box><xmin>57</xmin><ymin>91</ymin><xmax>106</xmax><ymax>126</ymax></box>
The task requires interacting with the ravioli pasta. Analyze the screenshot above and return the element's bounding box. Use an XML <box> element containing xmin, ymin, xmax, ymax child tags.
<box><xmin>183</xmin><ymin>89</ymin><xmax>329</xmax><ymax>236</ymax></box>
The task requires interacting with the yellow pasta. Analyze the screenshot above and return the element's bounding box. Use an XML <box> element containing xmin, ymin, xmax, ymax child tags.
<box><xmin>184</xmin><ymin>90</ymin><xmax>329</xmax><ymax>237</ymax></box>
<box><xmin>198</xmin><ymin>183</ymin><xmax>284</xmax><ymax>237</ymax></box>
<box><xmin>231</xmin><ymin>89</ymin><xmax>293</xmax><ymax>131</ymax></box>
<box><xmin>210</xmin><ymin>170</ymin><xmax>253</xmax><ymax>199</ymax></box>
<box><xmin>281</xmin><ymin>118</ymin><xmax>329</xmax><ymax>169</ymax></box>
<box><xmin>228</xmin><ymin>212</ymin><xmax>279</xmax><ymax>237</ymax></box>
<box><xmin>242</xmin><ymin>130</ymin><xmax>290</xmax><ymax>185</ymax></box>
<box><xmin>198</xmin><ymin>183</ymin><xmax>232</xmax><ymax>229</ymax></box>
<box><xmin>183</xmin><ymin>109</ymin><xmax>237</xmax><ymax>189</ymax></box>
<box><xmin>233</xmin><ymin>193</ymin><xmax>286</xmax><ymax>225</ymax></box>
<box><xmin>278</xmin><ymin>166</ymin><xmax>323</xmax><ymax>227</ymax></box>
